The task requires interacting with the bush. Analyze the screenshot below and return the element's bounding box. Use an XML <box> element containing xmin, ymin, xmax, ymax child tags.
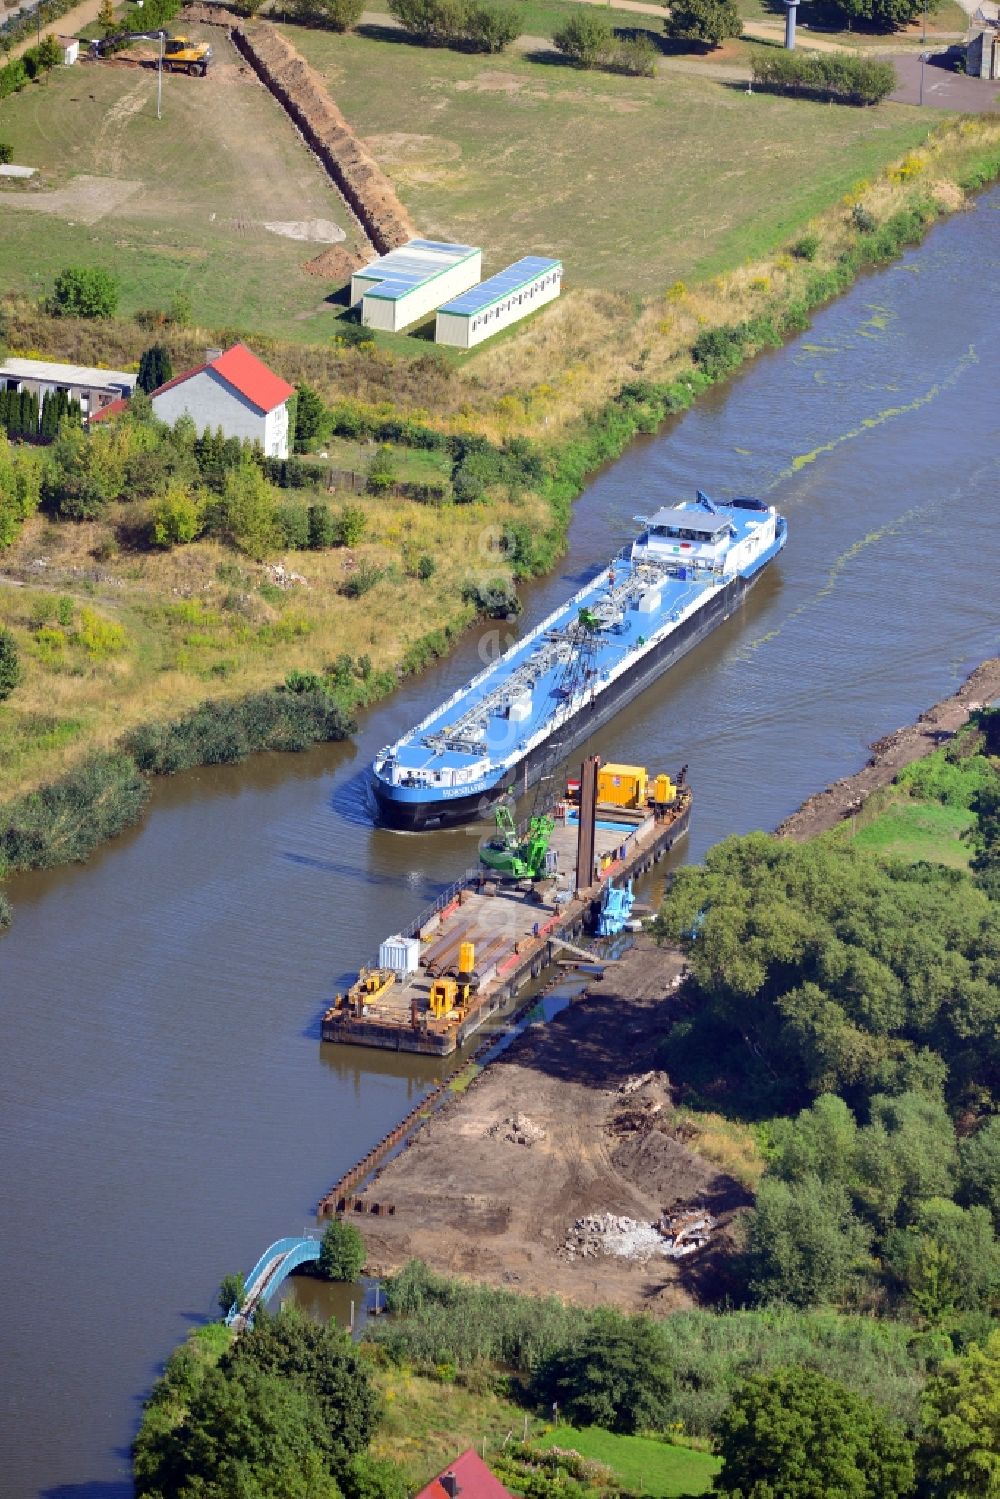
<box><xmin>750</xmin><ymin>49</ymin><xmax>897</xmax><ymax>105</ymax></box>
<box><xmin>151</xmin><ymin>484</ymin><xmax>204</xmax><ymax>547</ymax></box>
<box><xmin>666</xmin><ymin>0</ymin><xmax>742</xmax><ymax>47</ymax></box>
<box><xmin>388</xmin><ymin>0</ymin><xmax>469</xmax><ymax>42</ymax></box>
<box><xmin>47</xmin><ymin>266</ymin><xmax>120</xmax><ymax>319</ymax></box>
<box><xmin>294</xmin><ymin>383</ymin><xmax>326</xmax><ymax>450</ymax></box>
<box><xmin>342</xmin><ymin>560</ymin><xmax>384</xmax><ymax>598</ymax></box>
<box><xmin>790</xmin><ymin>232</ymin><xmax>821</xmax><ymax>261</ymax></box>
<box><xmin>366</xmin><ymin>446</ymin><xmax>396</xmax><ymax>496</ymax></box>
<box><xmin>319</xmin><ymin>1220</ymin><xmax>367</xmax><ymax>1281</ymax></box>
<box><xmin>167</xmin><ymin>290</ymin><xmax>193</xmax><ymax>327</ymax></box>
<box><xmin>123</xmin><ymin>689</ymin><xmax>353</xmax><ymax>774</ymax></box>
<box><xmin>532</xmin><ymin>1309</ymin><xmax>673</xmax><ymax>1434</ymax></box>
<box><xmin>335</xmin><ymin>504</ymin><xmax>367</xmax><ymax>546</ymax></box>
<box><xmin>308</xmin><ymin>502</ymin><xmax>337</xmax><ymax>549</ymax></box>
<box><xmin>461</xmin><ymin>577</ymin><xmax>521</xmax><ymax>618</ymax></box>
<box><xmin>607</xmin><ymin>34</ymin><xmax>658</xmax><ymax>74</ymax></box>
<box><xmin>466</xmin><ymin>1</ymin><xmax>520</xmax><ymax>50</ymax></box>
<box><xmin>137</xmin><ymin>344</ymin><xmax>173</xmax><ymax>394</ymax></box>
<box><xmin>0</xmin><ymin>753</ymin><xmax>149</xmax><ymax>872</ymax></box>
<box><xmin>416</xmin><ymin>553</ymin><xmax>436</xmax><ymax>580</ymax></box>
<box><xmin>0</xmin><ymin>627</ymin><xmax>21</xmax><ymax>700</ymax></box>
<box><xmin>553</xmin><ymin>9</ymin><xmax>613</xmax><ymax>65</ymax></box>
<box><xmin>0</xmin><ymin>60</ymin><xmax>29</xmax><ymax>101</ymax></box>
<box><xmin>0</xmin><ymin>143</ymin><xmax>12</xmax><ymax>166</ymax></box>
<box><xmin>811</xmin><ymin>0</ymin><xmax>935</xmax><ymax>29</ymax></box>
<box><xmin>289</xmin><ymin>0</ymin><xmax>365</xmax><ymax>25</ymax></box>
<box><xmin>716</xmin><ymin>1367</ymin><xmax>915</xmax><ymax>1499</ymax></box>
<box><xmin>276</xmin><ymin>501</ymin><xmax>310</xmax><ymax>550</ymax></box>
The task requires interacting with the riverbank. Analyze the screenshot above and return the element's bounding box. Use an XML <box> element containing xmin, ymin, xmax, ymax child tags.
<box><xmin>776</xmin><ymin>655</ymin><xmax>1000</xmax><ymax>840</ymax></box>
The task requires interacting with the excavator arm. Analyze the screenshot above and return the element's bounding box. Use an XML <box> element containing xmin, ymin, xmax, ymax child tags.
<box><xmin>89</xmin><ymin>30</ymin><xmax>167</xmax><ymax>56</ymax></box>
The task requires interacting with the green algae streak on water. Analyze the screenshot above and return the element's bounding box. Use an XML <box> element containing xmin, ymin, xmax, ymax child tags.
<box><xmin>2</xmin><ymin>188</ymin><xmax>1000</xmax><ymax>1499</ymax></box>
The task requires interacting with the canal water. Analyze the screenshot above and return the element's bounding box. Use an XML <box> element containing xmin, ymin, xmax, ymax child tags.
<box><xmin>2</xmin><ymin>188</ymin><xmax>999</xmax><ymax>1499</ymax></box>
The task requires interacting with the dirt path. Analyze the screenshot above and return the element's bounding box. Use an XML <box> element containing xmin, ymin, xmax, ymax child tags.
<box><xmin>359</xmin><ymin>940</ymin><xmax>749</xmax><ymax>1311</ymax></box>
<box><xmin>7</xmin><ymin>0</ymin><xmax>102</xmax><ymax>60</ymax></box>
<box><xmin>776</xmin><ymin>656</ymin><xmax>1000</xmax><ymax>840</ymax></box>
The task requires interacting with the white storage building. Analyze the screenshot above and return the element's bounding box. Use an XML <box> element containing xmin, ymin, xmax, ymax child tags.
<box><xmin>351</xmin><ymin>239</ymin><xmax>482</xmax><ymax>334</ymax></box>
<box><xmin>435</xmin><ymin>257</ymin><xmax>562</xmax><ymax>350</ymax></box>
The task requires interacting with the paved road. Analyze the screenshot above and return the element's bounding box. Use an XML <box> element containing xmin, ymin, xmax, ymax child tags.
<box><xmin>891</xmin><ymin>50</ymin><xmax>1000</xmax><ymax>106</ymax></box>
<box><xmin>7</xmin><ymin>0</ymin><xmax>102</xmax><ymax>60</ymax></box>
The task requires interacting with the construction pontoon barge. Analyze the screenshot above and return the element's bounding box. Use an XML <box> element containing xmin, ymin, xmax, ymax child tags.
<box><xmin>322</xmin><ymin>776</ymin><xmax>690</xmax><ymax>1057</ymax></box>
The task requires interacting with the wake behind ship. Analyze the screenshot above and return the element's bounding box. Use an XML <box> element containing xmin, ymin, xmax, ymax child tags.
<box><xmin>372</xmin><ymin>492</ymin><xmax>786</xmax><ymax>829</ymax></box>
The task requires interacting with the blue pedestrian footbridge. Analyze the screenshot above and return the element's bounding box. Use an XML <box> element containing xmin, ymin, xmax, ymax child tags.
<box><xmin>225</xmin><ymin>1236</ymin><xmax>321</xmax><ymax>1330</ymax></box>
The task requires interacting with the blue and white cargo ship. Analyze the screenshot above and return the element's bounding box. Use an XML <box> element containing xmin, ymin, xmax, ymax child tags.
<box><xmin>372</xmin><ymin>492</ymin><xmax>786</xmax><ymax>829</ymax></box>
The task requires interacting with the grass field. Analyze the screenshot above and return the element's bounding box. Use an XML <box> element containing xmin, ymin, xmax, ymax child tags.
<box><xmin>834</xmin><ymin>790</ymin><xmax>975</xmax><ymax>867</ymax></box>
<box><xmin>0</xmin><ymin>30</ymin><xmax>366</xmax><ymax>336</ymax></box>
<box><xmin>285</xmin><ymin>24</ymin><xmax>930</xmax><ymax>294</ymax></box>
<box><xmin>369</xmin><ymin>1370</ymin><xmax>528</xmax><ymax>1488</ymax></box>
<box><xmin>539</xmin><ymin>1426</ymin><xmax>719</xmax><ymax>1497</ymax></box>
<box><xmin>368</xmin><ymin>1373</ymin><xmax>721</xmax><ymax>1497</ymax></box>
<box><xmin>0</xmin><ymin>476</ymin><xmax>544</xmax><ymax>798</ymax></box>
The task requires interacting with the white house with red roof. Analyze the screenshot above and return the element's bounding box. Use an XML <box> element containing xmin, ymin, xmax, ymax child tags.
<box><xmin>149</xmin><ymin>343</ymin><xmax>295</xmax><ymax>460</ymax></box>
<box><xmin>413</xmin><ymin>1450</ymin><xmax>515</xmax><ymax>1499</ymax></box>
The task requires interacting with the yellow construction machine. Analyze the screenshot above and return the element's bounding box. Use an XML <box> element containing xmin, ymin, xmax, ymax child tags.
<box><xmin>429</xmin><ymin>942</ymin><xmax>476</xmax><ymax>1019</ymax></box>
<box><xmin>90</xmin><ymin>31</ymin><xmax>213</xmax><ymax>76</ymax></box>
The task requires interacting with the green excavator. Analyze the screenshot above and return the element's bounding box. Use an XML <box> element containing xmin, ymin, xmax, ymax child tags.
<box><xmin>480</xmin><ymin>805</ymin><xmax>555</xmax><ymax>881</ymax></box>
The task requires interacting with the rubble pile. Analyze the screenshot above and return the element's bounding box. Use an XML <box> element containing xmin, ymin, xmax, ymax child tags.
<box><xmin>563</xmin><ymin>1204</ymin><xmax>718</xmax><ymax>1262</ymax></box>
<box><xmin>562</xmin><ymin>1213</ymin><xmax>672</xmax><ymax>1262</ymax></box>
<box><xmin>659</xmin><ymin>1207</ymin><xmax>716</xmax><ymax>1257</ymax></box>
<box><xmin>264</xmin><ymin>562</ymin><xmax>308</xmax><ymax>589</ymax></box>
<box><xmin>488</xmin><ymin>1113</ymin><xmax>546</xmax><ymax>1147</ymax></box>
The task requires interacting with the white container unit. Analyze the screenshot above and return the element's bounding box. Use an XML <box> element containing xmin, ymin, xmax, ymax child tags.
<box><xmin>350</xmin><ymin>239</ymin><xmax>482</xmax><ymax>334</ymax></box>
<box><xmin>435</xmin><ymin>257</ymin><xmax>562</xmax><ymax>350</ymax></box>
<box><xmin>379</xmin><ymin>935</ymin><xmax>421</xmax><ymax>976</ymax></box>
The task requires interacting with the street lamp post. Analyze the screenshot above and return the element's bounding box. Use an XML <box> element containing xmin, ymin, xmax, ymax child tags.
<box><xmin>156</xmin><ymin>32</ymin><xmax>163</xmax><ymax>120</ymax></box>
<box><xmin>919</xmin><ymin>48</ymin><xmax>928</xmax><ymax>105</ymax></box>
<box><xmin>784</xmin><ymin>0</ymin><xmax>799</xmax><ymax>48</ymax></box>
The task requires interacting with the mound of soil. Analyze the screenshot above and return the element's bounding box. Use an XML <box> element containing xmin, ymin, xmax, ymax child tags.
<box><xmin>303</xmin><ymin>244</ymin><xmax>366</xmax><ymax>280</ymax></box>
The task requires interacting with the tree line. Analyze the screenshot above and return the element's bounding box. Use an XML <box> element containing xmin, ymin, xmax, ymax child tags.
<box><xmin>653</xmin><ymin>714</ymin><xmax>1000</xmax><ymax>1319</ymax></box>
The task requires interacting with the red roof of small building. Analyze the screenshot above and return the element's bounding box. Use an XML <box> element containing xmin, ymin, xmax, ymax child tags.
<box><xmin>150</xmin><ymin>344</ymin><xmax>294</xmax><ymax>414</ymax></box>
<box><xmin>414</xmin><ymin>1450</ymin><xmax>515</xmax><ymax>1499</ymax></box>
<box><xmin>89</xmin><ymin>396</ymin><xmax>129</xmax><ymax>424</ymax></box>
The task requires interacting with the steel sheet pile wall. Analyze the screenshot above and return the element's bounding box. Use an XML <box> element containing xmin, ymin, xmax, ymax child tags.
<box><xmin>231</xmin><ymin>22</ymin><xmax>413</xmax><ymax>254</ymax></box>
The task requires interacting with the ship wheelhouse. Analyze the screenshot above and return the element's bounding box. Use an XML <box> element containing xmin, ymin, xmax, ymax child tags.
<box><xmin>631</xmin><ymin>506</ymin><xmax>736</xmax><ymax>568</ymax></box>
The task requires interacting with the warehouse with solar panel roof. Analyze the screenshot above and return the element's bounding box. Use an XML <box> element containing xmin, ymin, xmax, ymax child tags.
<box><xmin>435</xmin><ymin>257</ymin><xmax>562</xmax><ymax>349</ymax></box>
<box><xmin>350</xmin><ymin>239</ymin><xmax>482</xmax><ymax>333</ymax></box>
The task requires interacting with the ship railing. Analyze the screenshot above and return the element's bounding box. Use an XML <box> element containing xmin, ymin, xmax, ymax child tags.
<box><xmin>398</xmin><ymin>868</ymin><xmax>484</xmax><ymax>943</ymax></box>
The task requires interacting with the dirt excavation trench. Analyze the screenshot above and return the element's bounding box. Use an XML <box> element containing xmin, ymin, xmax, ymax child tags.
<box><xmin>228</xmin><ymin>18</ymin><xmax>413</xmax><ymax>256</ymax></box>
<box><xmin>358</xmin><ymin>939</ymin><xmax>751</xmax><ymax>1312</ymax></box>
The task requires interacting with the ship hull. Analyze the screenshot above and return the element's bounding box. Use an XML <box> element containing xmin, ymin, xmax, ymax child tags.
<box><xmin>373</xmin><ymin>558</ymin><xmax>769</xmax><ymax>830</ymax></box>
